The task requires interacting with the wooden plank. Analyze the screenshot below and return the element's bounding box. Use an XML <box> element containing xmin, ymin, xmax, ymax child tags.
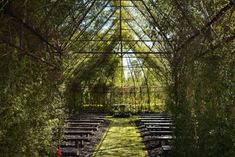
<box><xmin>162</xmin><ymin>145</ymin><xmax>172</xmax><ymax>151</ymax></box>
<box><xmin>60</xmin><ymin>147</ymin><xmax>79</xmax><ymax>156</ymax></box>
<box><xmin>145</xmin><ymin>130</ymin><xmax>173</xmax><ymax>136</ymax></box>
<box><xmin>60</xmin><ymin>143</ymin><xmax>74</xmax><ymax>148</ymax></box>
<box><xmin>143</xmin><ymin>135</ymin><xmax>174</xmax><ymax>142</ymax></box>
<box><xmin>66</xmin><ymin>126</ymin><xmax>98</xmax><ymax>131</ymax></box>
<box><xmin>140</xmin><ymin>120</ymin><xmax>173</xmax><ymax>123</ymax></box>
<box><xmin>68</xmin><ymin>122</ymin><xmax>100</xmax><ymax>127</ymax></box>
<box><xmin>143</xmin><ymin>123</ymin><xmax>173</xmax><ymax>126</ymax></box>
<box><xmin>147</xmin><ymin>126</ymin><xmax>175</xmax><ymax>131</ymax></box>
<box><xmin>64</xmin><ymin>136</ymin><xmax>90</xmax><ymax>148</ymax></box>
<box><xmin>139</xmin><ymin>114</ymin><xmax>169</xmax><ymax>116</ymax></box>
<box><xmin>139</xmin><ymin>117</ymin><xmax>171</xmax><ymax>120</ymax></box>
<box><xmin>65</xmin><ymin>119</ymin><xmax>104</xmax><ymax>123</ymax></box>
<box><xmin>64</xmin><ymin>130</ymin><xmax>94</xmax><ymax>136</ymax></box>
<box><xmin>64</xmin><ymin>136</ymin><xmax>90</xmax><ymax>142</ymax></box>
<box><xmin>139</xmin><ymin>115</ymin><xmax>171</xmax><ymax>118</ymax></box>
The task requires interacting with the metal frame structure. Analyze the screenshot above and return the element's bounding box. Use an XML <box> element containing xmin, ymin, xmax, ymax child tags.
<box><xmin>2</xmin><ymin>0</ymin><xmax>233</xmax><ymax>60</ymax></box>
<box><xmin>1</xmin><ymin>0</ymin><xmax>233</xmax><ymax>110</ymax></box>
<box><xmin>59</xmin><ymin>0</ymin><xmax>172</xmax><ymax>58</ymax></box>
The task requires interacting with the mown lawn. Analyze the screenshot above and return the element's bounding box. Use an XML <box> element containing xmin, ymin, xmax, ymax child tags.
<box><xmin>93</xmin><ymin>116</ymin><xmax>148</xmax><ymax>157</ymax></box>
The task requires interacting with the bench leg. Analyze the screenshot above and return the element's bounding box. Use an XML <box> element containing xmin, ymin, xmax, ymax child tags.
<box><xmin>79</xmin><ymin>140</ymin><xmax>84</xmax><ymax>148</ymax></box>
<box><xmin>75</xmin><ymin>141</ymin><xmax>79</xmax><ymax>148</ymax></box>
<box><xmin>76</xmin><ymin>149</ymin><xmax>80</xmax><ymax>156</ymax></box>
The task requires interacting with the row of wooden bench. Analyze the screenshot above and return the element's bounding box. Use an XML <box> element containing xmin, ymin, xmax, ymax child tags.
<box><xmin>137</xmin><ymin>114</ymin><xmax>175</xmax><ymax>157</ymax></box>
<box><xmin>60</xmin><ymin>115</ymin><xmax>106</xmax><ymax>156</ymax></box>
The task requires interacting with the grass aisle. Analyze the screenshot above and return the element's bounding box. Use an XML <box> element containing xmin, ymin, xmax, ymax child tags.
<box><xmin>93</xmin><ymin>116</ymin><xmax>148</xmax><ymax>157</ymax></box>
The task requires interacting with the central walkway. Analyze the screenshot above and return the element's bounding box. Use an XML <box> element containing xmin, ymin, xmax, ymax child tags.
<box><xmin>93</xmin><ymin>117</ymin><xmax>148</xmax><ymax>157</ymax></box>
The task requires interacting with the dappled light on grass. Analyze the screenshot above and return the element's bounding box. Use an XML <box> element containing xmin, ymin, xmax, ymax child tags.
<box><xmin>94</xmin><ymin>117</ymin><xmax>148</xmax><ymax>157</ymax></box>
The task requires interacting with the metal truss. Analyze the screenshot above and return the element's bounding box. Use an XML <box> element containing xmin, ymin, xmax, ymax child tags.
<box><xmin>61</xmin><ymin>0</ymin><xmax>172</xmax><ymax>58</ymax></box>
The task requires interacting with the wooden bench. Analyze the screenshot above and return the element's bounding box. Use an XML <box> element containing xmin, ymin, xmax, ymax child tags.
<box><xmin>143</xmin><ymin>122</ymin><xmax>174</xmax><ymax>127</ymax></box>
<box><xmin>78</xmin><ymin>117</ymin><xmax>105</xmax><ymax>120</ymax></box>
<box><xmin>147</xmin><ymin>126</ymin><xmax>175</xmax><ymax>131</ymax></box>
<box><xmin>65</xmin><ymin>119</ymin><xmax>104</xmax><ymax>123</ymax></box>
<box><xmin>138</xmin><ymin>114</ymin><xmax>174</xmax><ymax>155</ymax></box>
<box><xmin>71</xmin><ymin>116</ymin><xmax>105</xmax><ymax>120</ymax></box>
<box><xmin>92</xmin><ymin>117</ymin><xmax>105</xmax><ymax>121</ymax></box>
<box><xmin>143</xmin><ymin>135</ymin><xmax>174</xmax><ymax>143</ymax></box>
<box><xmin>139</xmin><ymin>117</ymin><xmax>172</xmax><ymax>120</ymax></box>
<box><xmin>139</xmin><ymin>115</ymin><xmax>171</xmax><ymax>118</ymax></box>
<box><xmin>68</xmin><ymin>122</ymin><xmax>100</xmax><ymax>127</ymax></box>
<box><xmin>64</xmin><ymin>136</ymin><xmax>90</xmax><ymax>148</ymax></box>
<box><xmin>162</xmin><ymin>145</ymin><xmax>172</xmax><ymax>151</ymax></box>
<box><xmin>64</xmin><ymin>130</ymin><xmax>94</xmax><ymax>137</ymax></box>
<box><xmin>140</xmin><ymin>120</ymin><xmax>173</xmax><ymax>123</ymax></box>
<box><xmin>66</xmin><ymin>126</ymin><xmax>98</xmax><ymax>131</ymax></box>
<box><xmin>143</xmin><ymin>130</ymin><xmax>173</xmax><ymax>136</ymax></box>
<box><xmin>61</xmin><ymin>147</ymin><xmax>79</xmax><ymax>156</ymax></box>
<box><xmin>146</xmin><ymin>145</ymin><xmax>172</xmax><ymax>154</ymax></box>
<box><xmin>138</xmin><ymin>125</ymin><xmax>148</xmax><ymax>129</ymax></box>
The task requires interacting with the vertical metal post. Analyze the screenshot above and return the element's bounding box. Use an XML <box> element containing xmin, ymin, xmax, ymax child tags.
<box><xmin>119</xmin><ymin>0</ymin><xmax>124</xmax><ymax>104</ymax></box>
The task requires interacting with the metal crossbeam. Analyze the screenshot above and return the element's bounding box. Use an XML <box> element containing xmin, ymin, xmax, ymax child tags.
<box><xmin>62</xmin><ymin>0</ymin><xmax>175</xmax><ymax>58</ymax></box>
<box><xmin>75</xmin><ymin>39</ymin><xmax>163</xmax><ymax>42</ymax></box>
<box><xmin>71</xmin><ymin>51</ymin><xmax>169</xmax><ymax>54</ymax></box>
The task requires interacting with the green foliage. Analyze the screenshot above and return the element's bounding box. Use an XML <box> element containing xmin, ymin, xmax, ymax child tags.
<box><xmin>0</xmin><ymin>49</ymin><xmax>64</xmax><ymax>156</ymax></box>
<box><xmin>0</xmin><ymin>0</ymin><xmax>234</xmax><ymax>156</ymax></box>
<box><xmin>157</xmin><ymin>0</ymin><xmax>235</xmax><ymax>156</ymax></box>
<box><xmin>0</xmin><ymin>1</ymin><xmax>66</xmax><ymax>156</ymax></box>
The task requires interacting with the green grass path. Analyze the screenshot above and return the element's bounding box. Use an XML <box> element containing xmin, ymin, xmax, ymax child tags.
<box><xmin>93</xmin><ymin>117</ymin><xmax>148</xmax><ymax>157</ymax></box>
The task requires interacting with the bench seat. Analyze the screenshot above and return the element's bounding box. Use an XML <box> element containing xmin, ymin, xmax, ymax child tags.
<box><xmin>68</xmin><ymin>122</ymin><xmax>100</xmax><ymax>127</ymax></box>
<box><xmin>65</xmin><ymin>130</ymin><xmax>94</xmax><ymax>136</ymax></box>
<box><xmin>143</xmin><ymin>122</ymin><xmax>174</xmax><ymax>127</ymax></box>
<box><xmin>66</xmin><ymin>126</ymin><xmax>98</xmax><ymax>131</ymax></box>
<box><xmin>143</xmin><ymin>135</ymin><xmax>175</xmax><ymax>143</ymax></box>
